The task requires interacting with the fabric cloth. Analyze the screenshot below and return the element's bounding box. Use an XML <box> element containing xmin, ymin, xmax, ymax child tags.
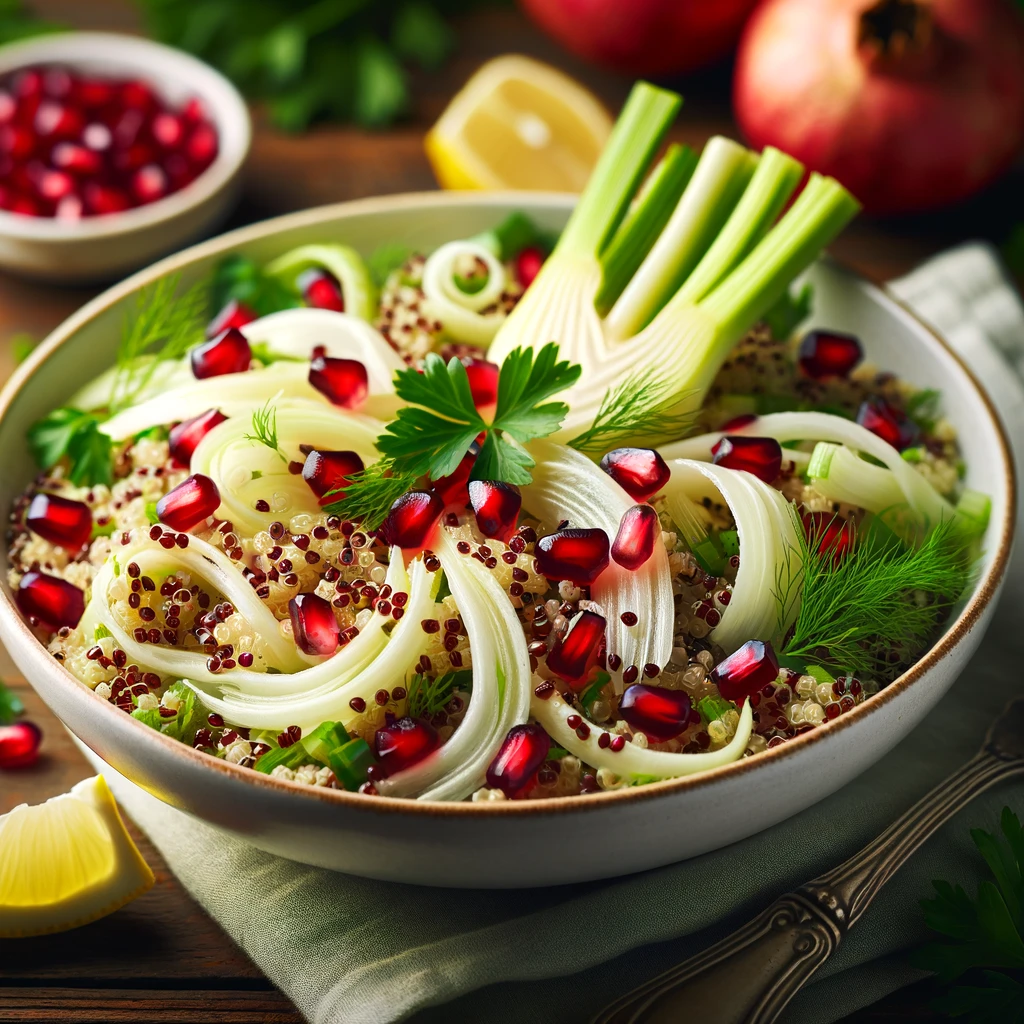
<box><xmin>88</xmin><ymin>244</ymin><xmax>1024</xmax><ymax>1024</ymax></box>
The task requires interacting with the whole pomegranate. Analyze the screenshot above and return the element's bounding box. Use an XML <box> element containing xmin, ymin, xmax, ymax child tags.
<box><xmin>520</xmin><ymin>0</ymin><xmax>760</xmax><ymax>77</ymax></box>
<box><xmin>734</xmin><ymin>0</ymin><xmax>1024</xmax><ymax>214</ymax></box>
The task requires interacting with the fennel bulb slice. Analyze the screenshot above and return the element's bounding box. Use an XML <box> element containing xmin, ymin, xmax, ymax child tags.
<box><xmin>530</xmin><ymin>687</ymin><xmax>753</xmax><ymax>780</ymax></box>
<box><xmin>523</xmin><ymin>440</ymin><xmax>673</xmax><ymax>687</ymax></box>
<box><xmin>190</xmin><ymin>399</ymin><xmax>382</xmax><ymax>536</ymax></box>
<box><xmin>263</xmin><ymin>245</ymin><xmax>377</xmax><ymax>323</ymax></box>
<box><xmin>807</xmin><ymin>442</ymin><xmax>907</xmax><ymax>514</ymax></box>
<box><xmin>379</xmin><ymin>528</ymin><xmax>532</xmax><ymax>801</ymax></box>
<box><xmin>421</xmin><ymin>241</ymin><xmax>509</xmax><ymax>347</ymax></box>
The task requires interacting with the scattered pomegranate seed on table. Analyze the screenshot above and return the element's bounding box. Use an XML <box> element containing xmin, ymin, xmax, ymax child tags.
<box><xmin>0</xmin><ymin>64</ymin><xmax>219</xmax><ymax>219</ymax></box>
<box><xmin>0</xmin><ymin>721</ymin><xmax>42</xmax><ymax>769</ymax></box>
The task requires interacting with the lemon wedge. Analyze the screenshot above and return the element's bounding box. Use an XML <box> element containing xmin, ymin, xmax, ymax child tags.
<box><xmin>426</xmin><ymin>54</ymin><xmax>613</xmax><ymax>192</ymax></box>
<box><xmin>0</xmin><ymin>775</ymin><xmax>154</xmax><ymax>938</ymax></box>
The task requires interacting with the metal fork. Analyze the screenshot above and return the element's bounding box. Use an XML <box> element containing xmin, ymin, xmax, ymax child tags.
<box><xmin>594</xmin><ymin>697</ymin><xmax>1024</xmax><ymax>1024</ymax></box>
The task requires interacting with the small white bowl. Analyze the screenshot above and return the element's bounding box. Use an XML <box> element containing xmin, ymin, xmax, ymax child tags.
<box><xmin>0</xmin><ymin>32</ymin><xmax>251</xmax><ymax>282</ymax></box>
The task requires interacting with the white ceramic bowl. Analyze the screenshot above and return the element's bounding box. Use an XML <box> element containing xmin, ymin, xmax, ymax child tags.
<box><xmin>0</xmin><ymin>193</ymin><xmax>1014</xmax><ymax>887</ymax></box>
<box><xmin>0</xmin><ymin>32</ymin><xmax>250</xmax><ymax>282</ymax></box>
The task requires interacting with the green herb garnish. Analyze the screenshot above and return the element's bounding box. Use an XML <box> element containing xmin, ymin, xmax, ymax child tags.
<box><xmin>211</xmin><ymin>254</ymin><xmax>296</xmax><ymax>317</ymax></box>
<box><xmin>131</xmin><ymin>682</ymin><xmax>203</xmax><ymax>744</ymax></box>
<box><xmin>912</xmin><ymin>806</ymin><xmax>1024</xmax><ymax>1022</ymax></box>
<box><xmin>243</xmin><ymin>399</ymin><xmax>287</xmax><ymax>462</ymax></box>
<box><xmin>905</xmin><ymin>388</ymin><xmax>942</xmax><ymax>434</ymax></box>
<box><xmin>94</xmin><ymin>624</ymin><xmax>113</xmax><ymax>641</ymax></box>
<box><xmin>762</xmin><ymin>282</ymin><xmax>814</xmax><ymax>341</ymax></box>
<box><xmin>0</xmin><ymin>679</ymin><xmax>24</xmax><ymax>725</ymax></box>
<box><xmin>407</xmin><ymin>669</ymin><xmax>471</xmax><ymax>719</ymax></box>
<box><xmin>27</xmin><ymin>407</ymin><xmax>113</xmax><ymax>486</ymax></box>
<box><xmin>367</xmin><ymin>243</ymin><xmax>415</xmax><ymax>287</ymax></box>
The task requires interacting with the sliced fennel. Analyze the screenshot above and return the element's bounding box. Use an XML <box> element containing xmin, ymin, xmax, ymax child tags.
<box><xmin>523</xmin><ymin>439</ymin><xmax>673</xmax><ymax>686</ymax></box>
<box><xmin>421</xmin><ymin>240</ymin><xmax>509</xmax><ymax>347</ymax></box>
<box><xmin>663</xmin><ymin>460</ymin><xmax>802</xmax><ymax>652</ymax></box>
<box><xmin>806</xmin><ymin>442</ymin><xmax>906</xmax><ymax>514</ymax></box>
<box><xmin>264</xmin><ymin>244</ymin><xmax>377</xmax><ymax>322</ymax></box>
<box><xmin>530</xmin><ymin>687</ymin><xmax>753</xmax><ymax>780</ymax></box>
<box><xmin>190</xmin><ymin>399</ymin><xmax>382</xmax><ymax>535</ymax></box>
<box><xmin>378</xmin><ymin>528</ymin><xmax>531</xmax><ymax>801</ymax></box>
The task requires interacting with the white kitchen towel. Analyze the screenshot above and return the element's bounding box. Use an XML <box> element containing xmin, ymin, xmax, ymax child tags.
<box><xmin>92</xmin><ymin>243</ymin><xmax>1024</xmax><ymax>1024</ymax></box>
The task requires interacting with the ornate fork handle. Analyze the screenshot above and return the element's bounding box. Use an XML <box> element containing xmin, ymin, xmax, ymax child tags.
<box><xmin>594</xmin><ymin>698</ymin><xmax>1024</xmax><ymax>1024</ymax></box>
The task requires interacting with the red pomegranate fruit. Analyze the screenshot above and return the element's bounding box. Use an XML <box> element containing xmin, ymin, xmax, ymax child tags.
<box><xmin>798</xmin><ymin>330</ymin><xmax>863</xmax><ymax>379</ymax></box>
<box><xmin>711</xmin><ymin>436</ymin><xmax>783</xmax><ymax>482</ymax></box>
<box><xmin>710</xmin><ymin>639</ymin><xmax>780</xmax><ymax>702</ymax></box>
<box><xmin>0</xmin><ymin>721</ymin><xmax>42</xmax><ymax>769</ymax></box>
<box><xmin>206</xmin><ymin>299</ymin><xmax>258</xmax><ymax>339</ymax></box>
<box><xmin>302</xmin><ymin>450</ymin><xmax>364</xmax><ymax>502</ymax></box>
<box><xmin>381</xmin><ymin>491</ymin><xmax>444</xmax><ymax>549</ymax></box>
<box><xmin>299</xmin><ymin>268</ymin><xmax>345</xmax><ymax>312</ymax></box>
<box><xmin>856</xmin><ymin>398</ymin><xmax>918</xmax><ymax>451</ymax></box>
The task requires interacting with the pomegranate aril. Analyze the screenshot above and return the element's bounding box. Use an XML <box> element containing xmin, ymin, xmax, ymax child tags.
<box><xmin>468</xmin><ymin>480</ymin><xmax>521</xmax><ymax>543</ymax></box>
<box><xmin>82</xmin><ymin>122</ymin><xmax>112</xmax><ymax>152</ymax></box>
<box><xmin>34</xmin><ymin>101</ymin><xmax>83</xmax><ymax>139</ymax></box>
<box><xmin>75</xmin><ymin>77</ymin><xmax>117</xmax><ymax>108</ymax></box>
<box><xmin>546</xmin><ymin>610</ymin><xmax>606</xmax><ymax>685</ymax></box>
<box><xmin>151</xmin><ymin>112</ymin><xmax>185</xmax><ymax>148</ymax></box>
<box><xmin>619</xmin><ymin>683</ymin><xmax>692</xmax><ymax>741</ymax></box>
<box><xmin>599</xmin><ymin>447</ymin><xmax>671</xmax><ymax>502</ymax></box>
<box><xmin>51</xmin><ymin>142</ymin><xmax>102</xmax><ymax>175</ymax></box>
<box><xmin>289</xmin><ymin>593</ymin><xmax>340</xmax><ymax>656</ymax></box>
<box><xmin>0</xmin><ymin>123</ymin><xmax>35</xmax><ymax>159</ymax></box>
<box><xmin>302</xmin><ymin>449</ymin><xmax>364</xmax><ymax>501</ymax></box>
<box><xmin>0</xmin><ymin>721</ymin><xmax>42</xmax><ymax>769</ymax></box>
<box><xmin>55</xmin><ymin>194</ymin><xmax>83</xmax><ymax>221</ymax></box>
<box><xmin>298</xmin><ymin>268</ymin><xmax>345</xmax><ymax>312</ymax></box>
<box><xmin>33</xmin><ymin>168</ymin><xmax>74</xmax><ymax>201</ymax></box>
<box><xmin>120</xmin><ymin>79</ymin><xmax>157</xmax><ymax>112</ymax></box>
<box><xmin>375</xmin><ymin>715</ymin><xmax>438</xmax><ymax>773</ymax></box>
<box><xmin>191</xmin><ymin>327</ymin><xmax>251</xmax><ymax>379</ymax></box>
<box><xmin>720</xmin><ymin>412</ymin><xmax>758</xmax><ymax>431</ymax></box>
<box><xmin>381</xmin><ymin>491</ymin><xmax>443</xmax><ymax>548</ymax></box>
<box><xmin>26</xmin><ymin>493</ymin><xmax>92</xmax><ymax>550</ymax></box>
<box><xmin>711</xmin><ymin>435</ymin><xmax>783</xmax><ymax>482</ymax></box>
<box><xmin>462</xmin><ymin>357</ymin><xmax>499</xmax><ymax>408</ymax></box>
<box><xmin>856</xmin><ymin>398</ymin><xmax>918</xmax><ymax>451</ymax></box>
<box><xmin>798</xmin><ymin>330</ymin><xmax>863</xmax><ymax>380</ymax></box>
<box><xmin>111</xmin><ymin>140</ymin><xmax>155</xmax><ymax>174</ymax></box>
<box><xmin>16</xmin><ymin>571</ymin><xmax>84</xmax><ymax>630</ymax></box>
<box><xmin>308</xmin><ymin>355</ymin><xmax>367</xmax><ymax>408</ymax></box>
<box><xmin>156</xmin><ymin>474</ymin><xmax>221</xmax><ymax>532</ymax></box>
<box><xmin>185</xmin><ymin>123</ymin><xmax>217</xmax><ymax>166</ymax></box>
<box><xmin>206</xmin><ymin>299</ymin><xmax>258</xmax><ymax>338</ymax></box>
<box><xmin>486</xmin><ymin>723</ymin><xmax>551</xmax><ymax>796</ymax></box>
<box><xmin>611</xmin><ymin>504</ymin><xmax>659</xmax><ymax>571</ymax></box>
<box><xmin>535</xmin><ymin>528</ymin><xmax>609</xmax><ymax>585</ymax></box>
<box><xmin>168</xmin><ymin>409</ymin><xmax>227</xmax><ymax>467</ymax></box>
<box><xmin>83</xmin><ymin>182</ymin><xmax>130</xmax><ymax>216</ymax></box>
<box><xmin>710</xmin><ymin>640</ymin><xmax>780</xmax><ymax>702</ymax></box>
<box><xmin>802</xmin><ymin>511</ymin><xmax>855</xmax><ymax>565</ymax></box>
<box><xmin>431</xmin><ymin>450</ymin><xmax>476</xmax><ymax>507</ymax></box>
<box><xmin>515</xmin><ymin>246</ymin><xmax>544</xmax><ymax>288</ymax></box>
<box><xmin>131</xmin><ymin>164</ymin><xmax>168</xmax><ymax>204</ymax></box>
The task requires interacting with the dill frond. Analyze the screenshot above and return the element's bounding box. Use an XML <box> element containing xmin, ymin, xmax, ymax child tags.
<box><xmin>407</xmin><ymin>671</ymin><xmax>462</xmax><ymax>720</ymax></box>
<box><xmin>243</xmin><ymin>399</ymin><xmax>286</xmax><ymax>462</ymax></box>
<box><xmin>779</xmin><ymin>518</ymin><xmax>972</xmax><ymax>680</ymax></box>
<box><xmin>568</xmin><ymin>368</ymin><xmax>694</xmax><ymax>455</ymax></box>
<box><xmin>322</xmin><ymin>458</ymin><xmax>417</xmax><ymax>529</ymax></box>
<box><xmin>110</xmin><ymin>274</ymin><xmax>208</xmax><ymax>412</ymax></box>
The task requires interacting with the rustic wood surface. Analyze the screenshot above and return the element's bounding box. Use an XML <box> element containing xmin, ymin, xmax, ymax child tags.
<box><xmin>2</xmin><ymin>1</ymin><xmax>1022</xmax><ymax>1021</ymax></box>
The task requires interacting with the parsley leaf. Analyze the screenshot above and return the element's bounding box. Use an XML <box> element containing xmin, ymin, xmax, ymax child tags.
<box><xmin>913</xmin><ymin>806</ymin><xmax>1024</xmax><ymax>1023</ymax></box>
<box><xmin>27</xmin><ymin>408</ymin><xmax>113</xmax><ymax>486</ymax></box>
<box><xmin>0</xmin><ymin>678</ymin><xmax>24</xmax><ymax>726</ymax></box>
<box><xmin>493</xmin><ymin>343</ymin><xmax>580</xmax><ymax>441</ymax></box>
<box><xmin>211</xmin><ymin>254</ymin><xmax>297</xmax><ymax>317</ymax></box>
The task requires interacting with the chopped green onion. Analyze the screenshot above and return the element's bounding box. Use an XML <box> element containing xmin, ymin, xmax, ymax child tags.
<box><xmin>301</xmin><ymin>721</ymin><xmax>351</xmax><ymax>765</ymax></box>
<box><xmin>718</xmin><ymin>530</ymin><xmax>740</xmax><ymax>557</ymax></box>
<box><xmin>698</xmin><ymin>694</ymin><xmax>734</xmax><ymax>724</ymax></box>
<box><xmin>328</xmin><ymin>738</ymin><xmax>376</xmax><ymax>791</ymax></box>
<box><xmin>804</xmin><ymin>664</ymin><xmax>836</xmax><ymax>684</ymax></box>
<box><xmin>94</xmin><ymin>624</ymin><xmax>113</xmax><ymax>641</ymax></box>
<box><xmin>254</xmin><ymin>743</ymin><xmax>307</xmax><ymax>775</ymax></box>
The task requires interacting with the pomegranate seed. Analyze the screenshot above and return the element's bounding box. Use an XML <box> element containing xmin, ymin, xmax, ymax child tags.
<box><xmin>711</xmin><ymin>436</ymin><xmax>783</xmax><ymax>482</ymax></box>
<box><xmin>546</xmin><ymin>610</ymin><xmax>606</xmax><ymax>685</ymax></box>
<box><xmin>599</xmin><ymin>448</ymin><xmax>671</xmax><ymax>502</ymax></box>
<box><xmin>120</xmin><ymin>79</ymin><xmax>157</xmax><ymax>112</ymax></box>
<box><xmin>0</xmin><ymin>123</ymin><xmax>35</xmax><ymax>159</ymax></box>
<box><xmin>34</xmin><ymin>101</ymin><xmax>83</xmax><ymax>139</ymax></box>
<box><xmin>289</xmin><ymin>593</ymin><xmax>340</xmax><ymax>656</ymax></box>
<box><xmin>798</xmin><ymin>330</ymin><xmax>863</xmax><ymax>380</ymax></box>
<box><xmin>51</xmin><ymin>142</ymin><xmax>101</xmax><ymax>175</ymax></box>
<box><xmin>206</xmin><ymin>299</ymin><xmax>258</xmax><ymax>338</ymax></box>
<box><xmin>619</xmin><ymin>683</ymin><xmax>692</xmax><ymax>741</ymax></box>
<box><xmin>381</xmin><ymin>491</ymin><xmax>443</xmax><ymax>548</ymax></box>
<box><xmin>308</xmin><ymin>355</ymin><xmax>367</xmax><ymax>408</ymax></box>
<box><xmin>375</xmin><ymin>716</ymin><xmax>438</xmax><ymax>773</ymax></box>
<box><xmin>468</xmin><ymin>480</ymin><xmax>521</xmax><ymax>543</ymax></box>
<box><xmin>151</xmin><ymin>112</ymin><xmax>185</xmax><ymax>148</ymax></box>
<box><xmin>856</xmin><ymin>398</ymin><xmax>918</xmax><ymax>451</ymax></box>
<box><xmin>82</xmin><ymin>121</ymin><xmax>112</xmax><ymax>152</ymax></box>
<box><xmin>710</xmin><ymin>640</ymin><xmax>779</xmax><ymax>702</ymax></box>
<box><xmin>0</xmin><ymin>721</ymin><xmax>42</xmax><ymax>769</ymax></box>
<box><xmin>83</xmin><ymin>182</ymin><xmax>130</xmax><ymax>215</ymax></box>
<box><xmin>191</xmin><ymin>327</ymin><xmax>251</xmax><ymax>379</ymax></box>
<box><xmin>130</xmin><ymin>164</ymin><xmax>168</xmax><ymax>204</ymax></box>
<box><xmin>55</xmin><ymin>194</ymin><xmax>83</xmax><ymax>221</ymax></box>
<box><xmin>298</xmin><ymin>268</ymin><xmax>345</xmax><ymax>312</ymax></box>
<box><xmin>182</xmin><ymin>97</ymin><xmax>207</xmax><ymax>123</ymax></box>
<box><xmin>16</xmin><ymin>571</ymin><xmax>84</xmax><ymax>630</ymax></box>
<box><xmin>156</xmin><ymin>474</ymin><xmax>221</xmax><ymax>532</ymax></box>
<box><xmin>515</xmin><ymin>246</ymin><xmax>544</xmax><ymax>288</ymax></box>
<box><xmin>302</xmin><ymin>449</ymin><xmax>364</xmax><ymax>502</ymax></box>
<box><xmin>535</xmin><ymin>528</ymin><xmax>609</xmax><ymax>585</ymax></box>
<box><xmin>168</xmin><ymin>409</ymin><xmax>227</xmax><ymax>467</ymax></box>
<box><xmin>431</xmin><ymin>450</ymin><xmax>476</xmax><ymax>507</ymax></box>
<box><xmin>802</xmin><ymin>512</ymin><xmax>855</xmax><ymax>565</ymax></box>
<box><xmin>25</xmin><ymin>493</ymin><xmax>92</xmax><ymax>550</ymax></box>
<box><xmin>185</xmin><ymin>123</ymin><xmax>218</xmax><ymax>166</ymax></box>
<box><xmin>611</xmin><ymin>504</ymin><xmax>659</xmax><ymax>571</ymax></box>
<box><xmin>720</xmin><ymin>413</ymin><xmax>758</xmax><ymax>431</ymax></box>
<box><xmin>486</xmin><ymin>724</ymin><xmax>551</xmax><ymax>796</ymax></box>
<box><xmin>111</xmin><ymin>140</ymin><xmax>155</xmax><ymax>174</ymax></box>
<box><xmin>75</xmin><ymin>77</ymin><xmax>117</xmax><ymax>108</ymax></box>
<box><xmin>33</xmin><ymin>168</ymin><xmax>74</xmax><ymax>202</ymax></box>
<box><xmin>463</xmin><ymin>357</ymin><xmax>499</xmax><ymax>408</ymax></box>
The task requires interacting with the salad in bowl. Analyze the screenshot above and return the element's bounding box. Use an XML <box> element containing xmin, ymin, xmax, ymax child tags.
<box><xmin>6</xmin><ymin>83</ymin><xmax>991</xmax><ymax>807</ymax></box>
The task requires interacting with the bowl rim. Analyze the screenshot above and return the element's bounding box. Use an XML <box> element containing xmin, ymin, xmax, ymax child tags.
<box><xmin>0</xmin><ymin>189</ymin><xmax>1015</xmax><ymax>820</ymax></box>
<box><xmin>0</xmin><ymin>30</ymin><xmax>251</xmax><ymax>241</ymax></box>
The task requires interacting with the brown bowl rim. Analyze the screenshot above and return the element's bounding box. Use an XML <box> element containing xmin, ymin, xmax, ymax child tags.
<box><xmin>0</xmin><ymin>190</ymin><xmax>1015</xmax><ymax>820</ymax></box>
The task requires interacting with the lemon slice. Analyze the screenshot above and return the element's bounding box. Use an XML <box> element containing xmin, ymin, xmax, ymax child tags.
<box><xmin>426</xmin><ymin>55</ymin><xmax>613</xmax><ymax>192</ymax></box>
<box><xmin>0</xmin><ymin>775</ymin><xmax>154</xmax><ymax>938</ymax></box>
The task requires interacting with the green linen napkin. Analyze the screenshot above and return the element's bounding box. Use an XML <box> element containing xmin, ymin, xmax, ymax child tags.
<box><xmin>85</xmin><ymin>244</ymin><xmax>1024</xmax><ymax>1024</ymax></box>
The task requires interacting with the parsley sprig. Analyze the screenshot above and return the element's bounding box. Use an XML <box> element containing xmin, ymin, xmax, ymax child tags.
<box><xmin>27</xmin><ymin>407</ymin><xmax>113</xmax><ymax>487</ymax></box>
<box><xmin>912</xmin><ymin>806</ymin><xmax>1024</xmax><ymax>1023</ymax></box>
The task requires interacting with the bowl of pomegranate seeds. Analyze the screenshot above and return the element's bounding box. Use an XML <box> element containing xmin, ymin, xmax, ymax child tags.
<box><xmin>0</xmin><ymin>84</ymin><xmax>1013</xmax><ymax>888</ymax></box>
<box><xmin>0</xmin><ymin>32</ymin><xmax>250</xmax><ymax>281</ymax></box>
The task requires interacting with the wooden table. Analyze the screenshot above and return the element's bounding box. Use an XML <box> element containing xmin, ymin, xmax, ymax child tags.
<box><xmin>2</xmin><ymin>3</ymin><xmax>1022</xmax><ymax>1021</ymax></box>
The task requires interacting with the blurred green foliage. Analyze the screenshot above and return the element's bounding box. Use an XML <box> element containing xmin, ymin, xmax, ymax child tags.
<box><xmin>0</xmin><ymin>0</ymin><xmax>64</xmax><ymax>44</ymax></box>
<box><xmin>135</xmin><ymin>0</ymin><xmax>501</xmax><ymax>131</ymax></box>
